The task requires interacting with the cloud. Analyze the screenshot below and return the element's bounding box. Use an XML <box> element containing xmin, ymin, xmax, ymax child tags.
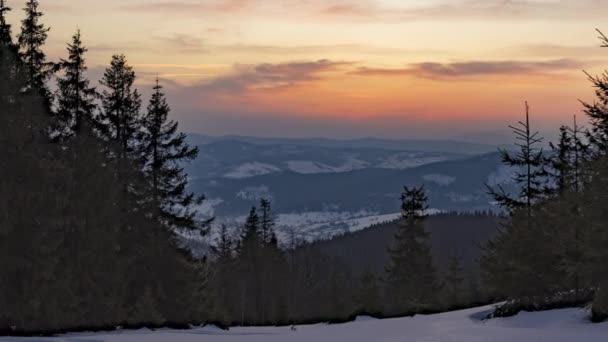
<box><xmin>117</xmin><ymin>0</ymin><xmax>608</xmax><ymax>23</ymax></box>
<box><xmin>352</xmin><ymin>59</ymin><xmax>586</xmax><ymax>79</ymax></box>
<box><xmin>121</xmin><ymin>0</ymin><xmax>253</xmax><ymax>14</ymax></box>
<box><xmin>315</xmin><ymin>0</ymin><xmax>608</xmax><ymax>22</ymax></box>
<box><xmin>154</xmin><ymin>34</ymin><xmax>207</xmax><ymax>54</ymax></box>
<box><xmin>192</xmin><ymin>59</ymin><xmax>352</xmax><ymax>94</ymax></box>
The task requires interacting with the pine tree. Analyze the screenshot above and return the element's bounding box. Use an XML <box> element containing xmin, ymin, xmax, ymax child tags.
<box><xmin>481</xmin><ymin>104</ymin><xmax>570</xmax><ymax>315</ymax></box>
<box><xmin>487</xmin><ymin>102</ymin><xmax>549</xmax><ymax>215</ymax></box>
<box><xmin>241</xmin><ymin>207</ymin><xmax>261</xmax><ymax>249</ymax></box>
<box><xmin>549</xmin><ymin>116</ymin><xmax>587</xmax><ymax>194</ymax></box>
<box><xmin>0</xmin><ymin>0</ymin><xmax>17</xmax><ymax>88</ymax></box>
<box><xmin>97</xmin><ymin>54</ymin><xmax>144</xmax><ymax>237</ymax></box>
<box><xmin>258</xmin><ymin>198</ymin><xmax>277</xmax><ymax>247</ymax></box>
<box><xmin>17</xmin><ymin>0</ymin><xmax>54</xmax><ymax>102</ymax></box>
<box><xmin>385</xmin><ymin>185</ymin><xmax>437</xmax><ymax>314</ymax></box>
<box><xmin>55</xmin><ymin>29</ymin><xmax>97</xmax><ymax>138</ymax></box>
<box><xmin>0</xmin><ymin>0</ymin><xmax>12</xmax><ymax>46</ymax></box>
<box><xmin>236</xmin><ymin>207</ymin><xmax>262</xmax><ymax>324</ymax></box>
<box><xmin>140</xmin><ymin>78</ymin><xmax>208</xmax><ymax>233</ymax></box>
<box><xmin>580</xmin><ymin>29</ymin><xmax>608</xmax><ymax>157</ymax></box>
<box><xmin>213</xmin><ymin>224</ymin><xmax>235</xmax><ymax>261</ymax></box>
<box><xmin>98</xmin><ymin>54</ymin><xmax>141</xmax><ymax>155</ymax></box>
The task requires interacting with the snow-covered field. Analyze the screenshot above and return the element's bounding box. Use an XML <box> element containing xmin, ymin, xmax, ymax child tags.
<box><xmin>5</xmin><ymin>306</ymin><xmax>606</xmax><ymax>342</ymax></box>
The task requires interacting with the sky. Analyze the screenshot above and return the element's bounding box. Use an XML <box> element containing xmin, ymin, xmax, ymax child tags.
<box><xmin>5</xmin><ymin>0</ymin><xmax>608</xmax><ymax>142</ymax></box>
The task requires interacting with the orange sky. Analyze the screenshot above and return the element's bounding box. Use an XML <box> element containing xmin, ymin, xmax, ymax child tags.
<box><xmin>5</xmin><ymin>0</ymin><xmax>608</xmax><ymax>141</ymax></box>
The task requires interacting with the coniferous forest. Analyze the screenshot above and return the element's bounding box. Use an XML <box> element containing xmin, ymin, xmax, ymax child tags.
<box><xmin>4</xmin><ymin>0</ymin><xmax>608</xmax><ymax>336</ymax></box>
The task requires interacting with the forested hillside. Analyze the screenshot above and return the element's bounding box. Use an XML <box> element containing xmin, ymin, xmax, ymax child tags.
<box><xmin>5</xmin><ymin>0</ymin><xmax>608</xmax><ymax>337</ymax></box>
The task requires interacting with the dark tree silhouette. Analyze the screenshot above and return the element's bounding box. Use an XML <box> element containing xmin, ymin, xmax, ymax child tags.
<box><xmin>0</xmin><ymin>0</ymin><xmax>12</xmax><ymax>46</ymax></box>
<box><xmin>140</xmin><ymin>78</ymin><xmax>208</xmax><ymax>233</ymax></box>
<box><xmin>55</xmin><ymin>29</ymin><xmax>97</xmax><ymax>138</ymax></box>
<box><xmin>487</xmin><ymin>102</ymin><xmax>549</xmax><ymax>215</ymax></box>
<box><xmin>17</xmin><ymin>0</ymin><xmax>54</xmax><ymax>102</ymax></box>
<box><xmin>258</xmin><ymin>198</ymin><xmax>278</xmax><ymax>247</ymax></box>
<box><xmin>385</xmin><ymin>185</ymin><xmax>437</xmax><ymax>313</ymax></box>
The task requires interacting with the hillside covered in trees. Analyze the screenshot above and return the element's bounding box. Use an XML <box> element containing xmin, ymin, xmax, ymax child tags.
<box><xmin>4</xmin><ymin>0</ymin><xmax>608</xmax><ymax>337</ymax></box>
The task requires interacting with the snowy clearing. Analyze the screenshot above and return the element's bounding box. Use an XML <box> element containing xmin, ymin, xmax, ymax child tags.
<box><xmin>5</xmin><ymin>306</ymin><xmax>605</xmax><ymax>342</ymax></box>
<box><xmin>224</xmin><ymin>163</ymin><xmax>282</xmax><ymax>179</ymax></box>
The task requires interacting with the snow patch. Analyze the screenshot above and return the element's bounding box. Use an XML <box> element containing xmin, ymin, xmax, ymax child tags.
<box><xmin>423</xmin><ymin>173</ymin><xmax>456</xmax><ymax>186</ymax></box>
<box><xmin>224</xmin><ymin>162</ymin><xmax>281</xmax><ymax>179</ymax></box>
<box><xmin>487</xmin><ymin>165</ymin><xmax>519</xmax><ymax>186</ymax></box>
<box><xmin>378</xmin><ymin>153</ymin><xmax>449</xmax><ymax>169</ymax></box>
<box><xmin>193</xmin><ymin>198</ymin><xmax>224</xmax><ymax>217</ymax></box>
<box><xmin>236</xmin><ymin>185</ymin><xmax>272</xmax><ymax>201</ymax></box>
<box><xmin>285</xmin><ymin>159</ymin><xmax>369</xmax><ymax>174</ymax></box>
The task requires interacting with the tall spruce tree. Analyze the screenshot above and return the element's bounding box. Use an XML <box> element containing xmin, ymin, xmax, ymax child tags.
<box><xmin>580</xmin><ymin>29</ymin><xmax>608</xmax><ymax>156</ymax></box>
<box><xmin>258</xmin><ymin>198</ymin><xmax>278</xmax><ymax>247</ymax></box>
<box><xmin>0</xmin><ymin>0</ymin><xmax>12</xmax><ymax>46</ymax></box>
<box><xmin>481</xmin><ymin>104</ymin><xmax>570</xmax><ymax>316</ymax></box>
<box><xmin>385</xmin><ymin>185</ymin><xmax>437</xmax><ymax>313</ymax></box>
<box><xmin>55</xmin><ymin>29</ymin><xmax>97</xmax><ymax>138</ymax></box>
<box><xmin>140</xmin><ymin>78</ymin><xmax>207</xmax><ymax>232</ymax></box>
<box><xmin>0</xmin><ymin>0</ymin><xmax>16</xmax><ymax>84</ymax></box>
<box><xmin>549</xmin><ymin>116</ymin><xmax>587</xmax><ymax>194</ymax></box>
<box><xmin>236</xmin><ymin>207</ymin><xmax>262</xmax><ymax>324</ymax></box>
<box><xmin>97</xmin><ymin>54</ymin><xmax>144</xmax><ymax>233</ymax></box>
<box><xmin>17</xmin><ymin>0</ymin><xmax>54</xmax><ymax>102</ymax></box>
<box><xmin>98</xmin><ymin>54</ymin><xmax>141</xmax><ymax>156</ymax></box>
<box><xmin>579</xmin><ymin>30</ymin><xmax>608</xmax><ymax>319</ymax></box>
<box><xmin>487</xmin><ymin>102</ymin><xmax>549</xmax><ymax>215</ymax></box>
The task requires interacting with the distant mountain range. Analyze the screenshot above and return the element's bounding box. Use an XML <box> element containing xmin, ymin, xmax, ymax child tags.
<box><xmin>186</xmin><ymin>134</ymin><xmax>505</xmax><ymax>154</ymax></box>
<box><xmin>184</xmin><ymin>135</ymin><xmax>515</xmax><ymax>235</ymax></box>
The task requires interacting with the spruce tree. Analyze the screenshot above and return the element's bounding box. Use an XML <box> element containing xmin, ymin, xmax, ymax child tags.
<box><xmin>487</xmin><ymin>102</ymin><xmax>549</xmax><ymax>215</ymax></box>
<box><xmin>55</xmin><ymin>29</ymin><xmax>97</xmax><ymax>138</ymax></box>
<box><xmin>97</xmin><ymin>54</ymin><xmax>144</xmax><ymax>237</ymax></box>
<box><xmin>385</xmin><ymin>185</ymin><xmax>437</xmax><ymax>314</ymax></box>
<box><xmin>581</xmin><ymin>29</ymin><xmax>608</xmax><ymax>157</ymax></box>
<box><xmin>236</xmin><ymin>207</ymin><xmax>262</xmax><ymax>324</ymax></box>
<box><xmin>0</xmin><ymin>0</ymin><xmax>16</xmax><ymax>86</ymax></box>
<box><xmin>140</xmin><ymin>78</ymin><xmax>207</xmax><ymax>232</ymax></box>
<box><xmin>549</xmin><ymin>116</ymin><xmax>587</xmax><ymax>194</ymax></box>
<box><xmin>17</xmin><ymin>0</ymin><xmax>54</xmax><ymax>102</ymax></box>
<box><xmin>258</xmin><ymin>198</ymin><xmax>278</xmax><ymax>247</ymax></box>
<box><xmin>98</xmin><ymin>54</ymin><xmax>141</xmax><ymax>155</ymax></box>
<box><xmin>481</xmin><ymin>104</ymin><xmax>568</xmax><ymax>315</ymax></box>
<box><xmin>0</xmin><ymin>0</ymin><xmax>12</xmax><ymax>46</ymax></box>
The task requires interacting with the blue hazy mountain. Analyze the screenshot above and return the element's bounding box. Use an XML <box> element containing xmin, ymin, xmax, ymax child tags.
<box><xmin>185</xmin><ymin>136</ymin><xmax>513</xmax><ymax>218</ymax></box>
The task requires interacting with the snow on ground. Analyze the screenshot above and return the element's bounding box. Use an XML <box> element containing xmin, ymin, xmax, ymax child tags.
<box><xmin>274</xmin><ymin>211</ymin><xmax>402</xmax><ymax>241</ymax></box>
<box><xmin>423</xmin><ymin>173</ymin><xmax>456</xmax><ymax>186</ymax></box>
<box><xmin>378</xmin><ymin>153</ymin><xmax>449</xmax><ymax>169</ymax></box>
<box><xmin>224</xmin><ymin>163</ymin><xmax>282</xmax><ymax>179</ymax></box>
<box><xmin>285</xmin><ymin>159</ymin><xmax>369</xmax><ymax>174</ymax></box>
<box><xmin>487</xmin><ymin>165</ymin><xmax>519</xmax><ymax>186</ymax></box>
<box><xmin>8</xmin><ymin>306</ymin><xmax>606</xmax><ymax>342</ymax></box>
<box><xmin>212</xmin><ymin>209</ymin><xmax>445</xmax><ymax>244</ymax></box>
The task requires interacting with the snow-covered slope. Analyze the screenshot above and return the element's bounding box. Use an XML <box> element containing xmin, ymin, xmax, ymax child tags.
<box><xmin>224</xmin><ymin>162</ymin><xmax>282</xmax><ymax>179</ymax></box>
<box><xmin>11</xmin><ymin>306</ymin><xmax>606</xmax><ymax>342</ymax></box>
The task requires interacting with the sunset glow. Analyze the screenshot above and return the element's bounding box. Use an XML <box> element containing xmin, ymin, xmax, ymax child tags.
<box><xmin>6</xmin><ymin>0</ymin><xmax>608</xmax><ymax>139</ymax></box>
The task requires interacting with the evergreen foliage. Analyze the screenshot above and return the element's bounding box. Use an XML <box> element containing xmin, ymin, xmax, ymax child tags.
<box><xmin>55</xmin><ymin>29</ymin><xmax>97</xmax><ymax>138</ymax></box>
<box><xmin>17</xmin><ymin>0</ymin><xmax>54</xmax><ymax>103</ymax></box>
<box><xmin>140</xmin><ymin>78</ymin><xmax>209</xmax><ymax>233</ymax></box>
<box><xmin>0</xmin><ymin>0</ymin><xmax>12</xmax><ymax>46</ymax></box>
<box><xmin>487</xmin><ymin>102</ymin><xmax>549</xmax><ymax>213</ymax></box>
<box><xmin>385</xmin><ymin>186</ymin><xmax>438</xmax><ymax>314</ymax></box>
